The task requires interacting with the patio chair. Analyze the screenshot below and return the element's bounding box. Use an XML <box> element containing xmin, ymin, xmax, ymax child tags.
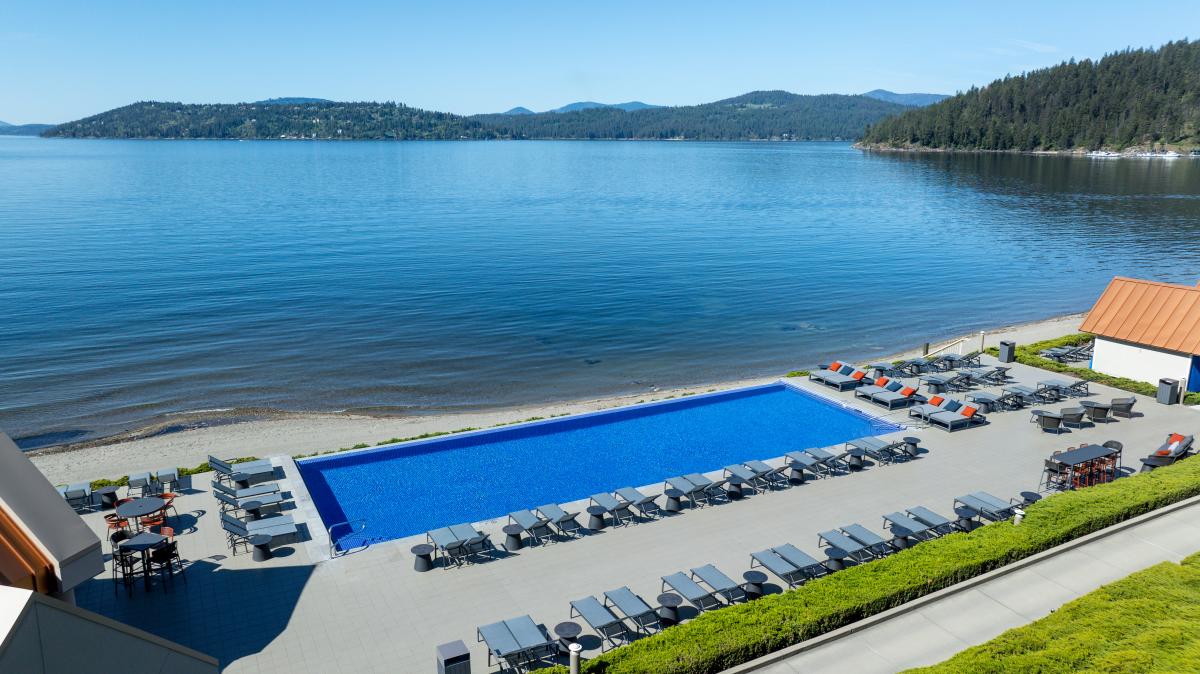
<box><xmin>960</xmin><ymin>350</ymin><xmax>982</xmax><ymax>367</ymax></box>
<box><xmin>603</xmin><ymin>586</ymin><xmax>661</xmax><ymax>635</ymax></box>
<box><xmin>661</xmin><ymin>571</ymin><xmax>724</xmax><ymax>611</ymax></box>
<box><xmin>724</xmin><ymin>463</ymin><xmax>770</xmax><ymax>492</ymax></box>
<box><xmin>590</xmin><ymin>492</ymin><xmax>635</xmax><ymax>527</ymax></box>
<box><xmin>213</xmin><ymin>487</ymin><xmax>284</xmax><ymax>513</ymax></box>
<box><xmin>615</xmin><ymin>486</ymin><xmax>663</xmax><ymax>519</ymax></box>
<box><xmin>665</xmin><ymin>475</ymin><xmax>711</xmax><ymax>508</ymax></box>
<box><xmin>508</xmin><ymin>509</ymin><xmax>554</xmax><ymax>546</ymax></box>
<box><xmin>535</xmin><ymin>503</ymin><xmax>585</xmax><ymax>538</ymax></box>
<box><xmin>942</xmin><ymin>371</ymin><xmax>975</xmax><ymax>392</ymax></box>
<box><xmin>427</xmin><ymin>527</ymin><xmax>471</xmax><ymax>567</ymax></box>
<box><xmin>1082</xmin><ymin>402</ymin><xmax>1111</xmax><ymax>424</ymax></box>
<box><xmin>869</xmin><ymin>383</ymin><xmax>920</xmax><ymax>409</ymax></box>
<box><xmin>1139</xmin><ymin>433</ymin><xmax>1195</xmax><ymax>472</ymax></box>
<box><xmin>906</xmin><ymin>505</ymin><xmax>959</xmax><ymax>534</ymax></box>
<box><xmin>802</xmin><ymin>446</ymin><xmax>849</xmax><ymax>474</ymax></box>
<box><xmin>818</xmin><ymin>529</ymin><xmax>871</xmax><ymax>564</ymax></box>
<box><xmin>750</xmin><ymin>544</ymin><xmax>825</xmax><ymax>588</ymax></box>
<box><xmin>847</xmin><ymin>437</ymin><xmax>907</xmax><ymax>464</ymax></box>
<box><xmin>127</xmin><ymin>472</ymin><xmax>153</xmax><ymax>498</ymax></box>
<box><xmin>909</xmin><ymin>395</ymin><xmax>952</xmax><ymax>420</ymax></box>
<box><xmin>683</xmin><ymin>473</ymin><xmax>729</xmax><ymax>505</ymax></box>
<box><xmin>882</xmin><ymin>512</ymin><xmax>934</xmax><ymax>545</ymax></box>
<box><xmin>221</xmin><ymin>512</ymin><xmax>297</xmax><ymax>554</ymax></box>
<box><xmin>570</xmin><ymin>595</ymin><xmax>629</xmax><ymax>651</ymax></box>
<box><xmin>809</xmin><ymin>361</ymin><xmax>870</xmax><ymax>391</ymax></box>
<box><xmin>853</xmin><ymin>375</ymin><xmax>895</xmax><ymax>400</ymax></box>
<box><xmin>928</xmin><ymin>404</ymin><xmax>983</xmax><ymax>432</ymax></box>
<box><xmin>148</xmin><ymin>540</ymin><xmax>187</xmax><ymax>585</ymax></box>
<box><xmin>155</xmin><ymin>468</ymin><xmax>180</xmax><ymax>493</ymax></box>
<box><xmin>1060</xmin><ymin>407</ymin><xmax>1087</xmax><ymax>428</ymax></box>
<box><xmin>211</xmin><ymin>479</ymin><xmax>281</xmax><ymax>500</ymax></box>
<box><xmin>62</xmin><ymin>482</ymin><xmax>93</xmax><ymax>511</ymax></box>
<box><xmin>690</xmin><ymin>564</ymin><xmax>747</xmax><ymax>603</ymax></box>
<box><xmin>743</xmin><ymin>459</ymin><xmax>790</xmax><ymax>490</ymax></box>
<box><xmin>477</xmin><ymin>616</ymin><xmax>557</xmax><ymax>670</ymax></box>
<box><xmin>1041</xmin><ymin>457</ymin><xmax>1070</xmax><ymax>491</ymax></box>
<box><xmin>785</xmin><ymin>451</ymin><xmax>826</xmax><ymax>480</ymax></box>
<box><xmin>954</xmin><ymin>491</ymin><xmax>1022</xmax><ymax>524</ymax></box>
<box><xmin>207</xmin><ymin>455</ymin><xmax>275</xmax><ymax>485</ymax></box>
<box><xmin>1110</xmin><ymin>397</ymin><xmax>1137</xmax><ymax>418</ymax></box>
<box><xmin>448</xmin><ymin>523</ymin><xmax>494</xmax><ymax>562</ymax></box>
<box><xmin>840</xmin><ymin>523</ymin><xmax>893</xmax><ymax>558</ymax></box>
<box><xmin>110</xmin><ymin>532</ymin><xmax>142</xmax><ymax>596</ymax></box>
<box><xmin>1031</xmin><ymin>410</ymin><xmax>1064</xmax><ymax>433</ymax></box>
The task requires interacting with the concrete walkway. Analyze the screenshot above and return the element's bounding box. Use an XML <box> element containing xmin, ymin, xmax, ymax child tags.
<box><xmin>735</xmin><ymin>496</ymin><xmax>1200</xmax><ymax>674</ymax></box>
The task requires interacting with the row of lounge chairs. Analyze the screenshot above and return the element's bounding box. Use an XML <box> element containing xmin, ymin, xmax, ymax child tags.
<box><xmin>208</xmin><ymin>454</ymin><xmax>298</xmax><ymax>554</ymax></box>
<box><xmin>477</xmin><ymin>490</ymin><xmax>1020</xmax><ymax>663</ymax></box>
<box><xmin>1040</xmin><ymin>341</ymin><xmax>1093</xmax><ymax>362</ymax></box>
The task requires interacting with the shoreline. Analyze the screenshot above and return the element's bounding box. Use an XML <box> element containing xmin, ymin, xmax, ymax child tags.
<box><xmin>28</xmin><ymin>311</ymin><xmax>1087</xmax><ymax>485</ymax></box>
<box><xmin>854</xmin><ymin>142</ymin><xmax>1196</xmax><ymax>156</ymax></box>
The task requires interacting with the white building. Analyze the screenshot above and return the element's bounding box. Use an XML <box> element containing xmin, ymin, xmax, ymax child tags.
<box><xmin>1080</xmin><ymin>277</ymin><xmax>1200</xmax><ymax>395</ymax></box>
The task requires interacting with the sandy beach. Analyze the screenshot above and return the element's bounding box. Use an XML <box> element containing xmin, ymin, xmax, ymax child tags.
<box><xmin>28</xmin><ymin>312</ymin><xmax>1087</xmax><ymax>485</ymax></box>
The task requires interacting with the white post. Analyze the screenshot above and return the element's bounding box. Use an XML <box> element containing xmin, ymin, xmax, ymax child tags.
<box><xmin>979</xmin><ymin>330</ymin><xmax>986</xmax><ymax>353</ymax></box>
<box><xmin>570</xmin><ymin>642</ymin><xmax>582</xmax><ymax>674</ymax></box>
<box><xmin>1013</xmin><ymin>507</ymin><xmax>1025</xmax><ymax>526</ymax></box>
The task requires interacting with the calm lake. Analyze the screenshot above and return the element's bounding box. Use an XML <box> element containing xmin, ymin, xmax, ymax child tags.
<box><xmin>3</xmin><ymin>137</ymin><xmax>1199</xmax><ymax>447</ymax></box>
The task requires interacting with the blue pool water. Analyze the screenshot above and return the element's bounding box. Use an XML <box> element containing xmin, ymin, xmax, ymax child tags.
<box><xmin>297</xmin><ymin>383</ymin><xmax>900</xmax><ymax>546</ymax></box>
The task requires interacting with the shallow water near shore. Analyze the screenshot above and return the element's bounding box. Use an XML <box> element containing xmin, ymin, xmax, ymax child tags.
<box><xmin>3</xmin><ymin>137</ymin><xmax>1200</xmax><ymax>448</ymax></box>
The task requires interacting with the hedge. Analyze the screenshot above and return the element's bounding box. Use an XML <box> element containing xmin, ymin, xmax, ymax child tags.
<box><xmin>547</xmin><ymin>453</ymin><xmax>1200</xmax><ymax>673</ymax></box>
<box><xmin>906</xmin><ymin>553</ymin><xmax>1200</xmax><ymax>672</ymax></box>
<box><xmin>984</xmin><ymin>332</ymin><xmax>1200</xmax><ymax>406</ymax></box>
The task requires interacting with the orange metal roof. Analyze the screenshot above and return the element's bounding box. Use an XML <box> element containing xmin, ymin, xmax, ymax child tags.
<box><xmin>1080</xmin><ymin>277</ymin><xmax>1200</xmax><ymax>354</ymax></box>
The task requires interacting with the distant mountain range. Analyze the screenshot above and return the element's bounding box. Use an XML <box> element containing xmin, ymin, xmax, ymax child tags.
<box><xmin>0</xmin><ymin>123</ymin><xmax>56</xmax><ymax>136</ymax></box>
<box><xmin>862</xmin><ymin>90</ymin><xmax>949</xmax><ymax>107</ymax></box>
<box><xmin>861</xmin><ymin>38</ymin><xmax>1200</xmax><ymax>152</ymax></box>
<box><xmin>45</xmin><ymin>90</ymin><xmax>915</xmax><ymax>141</ymax></box>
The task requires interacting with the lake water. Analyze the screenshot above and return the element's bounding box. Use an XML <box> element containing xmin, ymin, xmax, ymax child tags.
<box><xmin>3</xmin><ymin>137</ymin><xmax>1199</xmax><ymax>448</ymax></box>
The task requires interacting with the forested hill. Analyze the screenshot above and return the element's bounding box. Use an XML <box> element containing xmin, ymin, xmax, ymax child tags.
<box><xmin>44</xmin><ymin>101</ymin><xmax>496</xmax><ymax>140</ymax></box>
<box><xmin>861</xmin><ymin>39</ymin><xmax>1200</xmax><ymax>152</ymax></box>
<box><xmin>45</xmin><ymin>92</ymin><xmax>907</xmax><ymax>141</ymax></box>
<box><xmin>472</xmin><ymin>92</ymin><xmax>906</xmax><ymax>140</ymax></box>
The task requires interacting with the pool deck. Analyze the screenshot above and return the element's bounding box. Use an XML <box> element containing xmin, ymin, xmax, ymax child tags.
<box><xmin>71</xmin><ymin>355</ymin><xmax>1200</xmax><ymax>673</ymax></box>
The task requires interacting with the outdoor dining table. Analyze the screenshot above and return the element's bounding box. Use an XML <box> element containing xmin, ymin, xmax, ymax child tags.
<box><xmin>1050</xmin><ymin>444</ymin><xmax>1119</xmax><ymax>488</ymax></box>
<box><xmin>116</xmin><ymin>496</ymin><xmax>166</xmax><ymax>529</ymax></box>
<box><xmin>118</xmin><ymin>530</ymin><xmax>166</xmax><ymax>590</ymax></box>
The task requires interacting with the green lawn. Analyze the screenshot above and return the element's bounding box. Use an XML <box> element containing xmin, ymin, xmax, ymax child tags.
<box><xmin>905</xmin><ymin>552</ymin><xmax>1200</xmax><ymax>673</ymax></box>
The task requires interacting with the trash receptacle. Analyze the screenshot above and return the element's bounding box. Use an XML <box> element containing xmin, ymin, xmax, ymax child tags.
<box><xmin>1158</xmin><ymin>378</ymin><xmax>1180</xmax><ymax>405</ymax></box>
<box><xmin>998</xmin><ymin>341</ymin><xmax>1016</xmax><ymax>363</ymax></box>
<box><xmin>437</xmin><ymin>640</ymin><xmax>471</xmax><ymax>674</ymax></box>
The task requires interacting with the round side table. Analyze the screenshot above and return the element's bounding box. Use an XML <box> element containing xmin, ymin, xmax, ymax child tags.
<box><xmin>411</xmin><ymin>543</ymin><xmax>435</xmax><ymax>572</ymax></box>
<box><xmin>242</xmin><ymin>500</ymin><xmax>264</xmax><ymax>521</ymax></box>
<box><xmin>846</xmin><ymin>450</ymin><xmax>865</xmax><ymax>471</ymax></box>
<box><xmin>903</xmin><ymin>436</ymin><xmax>921</xmax><ymax>458</ymax></box>
<box><xmin>249</xmin><ymin>534</ymin><xmax>273</xmax><ymax>562</ymax></box>
<box><xmin>725</xmin><ymin>476</ymin><xmax>745</xmax><ymax>500</ymax></box>
<box><xmin>663</xmin><ymin>488</ymin><xmax>684</xmax><ymax>513</ymax></box>
<box><xmin>657</xmin><ymin>592</ymin><xmax>683</xmax><ymax>625</ymax></box>
<box><xmin>502</xmin><ymin>524</ymin><xmax>525</xmax><ymax>551</ymax></box>
<box><xmin>742</xmin><ymin>570</ymin><xmax>768</xmax><ymax>599</ymax></box>
<box><xmin>586</xmin><ymin>505</ymin><xmax>608</xmax><ymax>530</ymax></box>
<box><xmin>554</xmin><ymin>621</ymin><xmax>582</xmax><ymax>647</ymax></box>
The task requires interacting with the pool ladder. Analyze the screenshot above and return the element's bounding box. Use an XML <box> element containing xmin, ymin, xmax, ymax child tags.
<box><xmin>327</xmin><ymin>519</ymin><xmax>368</xmax><ymax>557</ymax></box>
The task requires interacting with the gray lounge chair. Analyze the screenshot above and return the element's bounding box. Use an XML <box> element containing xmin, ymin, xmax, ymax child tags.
<box><xmin>809</xmin><ymin>363</ymin><xmax>869</xmax><ymax>391</ymax></box>
<box><xmin>127</xmin><ymin>472</ymin><xmax>153</xmax><ymax>498</ymax></box>
<box><xmin>536</xmin><ymin>503</ymin><xmax>585</xmax><ymax>538</ymax></box>
<box><xmin>603</xmin><ymin>586</ymin><xmax>661</xmax><ymax>635</ymax></box>
<box><xmin>477</xmin><ymin>615</ymin><xmax>557</xmax><ymax>669</ymax></box>
<box><xmin>212</xmin><ymin>480</ymin><xmax>280</xmax><ymax>500</ymax></box>
<box><xmin>1110</xmin><ymin>397</ymin><xmax>1137</xmax><ymax>418</ymax></box>
<box><xmin>1081</xmin><ymin>401</ymin><xmax>1111</xmax><ymax>424</ymax></box>
<box><xmin>661</xmin><ymin>571</ymin><xmax>723</xmax><ymax>611</ymax></box>
<box><xmin>1060</xmin><ymin>407</ymin><xmax>1087</xmax><ymax>428</ymax></box>
<box><xmin>818</xmin><ymin>529</ymin><xmax>871</xmax><ymax>564</ymax></box>
<box><xmin>683</xmin><ymin>473</ymin><xmax>728</xmax><ymax>505</ymax></box>
<box><xmin>449</xmin><ymin>522</ymin><xmax>493</xmax><ymax>561</ymax></box>
<box><xmin>615</xmin><ymin>486</ymin><xmax>662</xmax><ymax>519</ymax></box>
<box><xmin>909</xmin><ymin>397</ymin><xmax>953</xmax><ymax>420</ymax></box>
<box><xmin>221</xmin><ymin>511</ymin><xmax>297</xmax><ymax>553</ymax></box>
<box><xmin>869</xmin><ymin>384</ymin><xmax>919</xmax><ymax>409</ymax></box>
<box><xmin>954</xmin><ymin>491</ymin><xmax>1020</xmax><ymax>523</ymax></box>
<box><xmin>665</xmin><ymin>475</ymin><xmax>711</xmax><ymax>508</ymax></box>
<box><xmin>724</xmin><ymin>464</ymin><xmax>765</xmax><ymax>492</ymax></box>
<box><xmin>590</xmin><ymin>492</ymin><xmax>635</xmax><ymax>526</ymax></box>
<box><xmin>906</xmin><ymin>505</ymin><xmax>959</xmax><ymax>534</ymax></box>
<box><xmin>847</xmin><ymin>437</ymin><xmax>906</xmax><ymax>464</ymax></box>
<box><xmin>751</xmin><ymin>544</ymin><xmax>825</xmax><ymax>588</ymax></box>
<box><xmin>743</xmin><ymin>459</ymin><xmax>790</xmax><ymax>490</ymax></box>
<box><xmin>853</xmin><ymin>375</ymin><xmax>895</xmax><ymax>400</ymax></box>
<box><xmin>1139</xmin><ymin>433</ymin><xmax>1195</xmax><ymax>472</ymax></box>
<box><xmin>427</xmin><ymin>527</ymin><xmax>470</xmax><ymax>567</ymax></box>
<box><xmin>570</xmin><ymin>595</ymin><xmax>628</xmax><ymax>651</ymax></box>
<box><xmin>785</xmin><ymin>451</ymin><xmax>826</xmax><ymax>479</ymax></box>
<box><xmin>690</xmin><ymin>564</ymin><xmax>746</xmax><ymax>603</ymax></box>
<box><xmin>882</xmin><ymin>512</ymin><xmax>934</xmax><ymax>545</ymax></box>
<box><xmin>508</xmin><ymin>509</ymin><xmax>554</xmax><ymax>546</ymax></box>
<box><xmin>840</xmin><ymin>524</ymin><xmax>892</xmax><ymax>558</ymax></box>
<box><xmin>208</xmin><ymin>455</ymin><xmax>275</xmax><ymax>485</ymax></box>
<box><xmin>214</xmin><ymin>487</ymin><xmax>284</xmax><ymax>513</ymax></box>
<box><xmin>928</xmin><ymin>405</ymin><xmax>983</xmax><ymax>432</ymax></box>
<box><xmin>803</xmin><ymin>446</ymin><xmax>849</xmax><ymax>474</ymax></box>
<box><xmin>62</xmin><ymin>482</ymin><xmax>93</xmax><ymax>511</ymax></box>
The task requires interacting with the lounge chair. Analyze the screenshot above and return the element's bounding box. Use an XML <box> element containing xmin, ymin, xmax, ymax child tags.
<box><xmin>954</xmin><ymin>491</ymin><xmax>1021</xmax><ymax>523</ymax></box>
<box><xmin>127</xmin><ymin>472</ymin><xmax>153</xmax><ymax>498</ymax></box>
<box><xmin>846</xmin><ymin>436</ymin><xmax>907</xmax><ymax>464</ymax></box>
<box><xmin>1060</xmin><ymin>407</ymin><xmax>1087</xmax><ymax>429</ymax></box>
<box><xmin>212</xmin><ymin>480</ymin><xmax>280</xmax><ymax>500</ymax></box>
<box><xmin>785</xmin><ymin>451</ymin><xmax>826</xmax><ymax>480</ymax></box>
<box><xmin>802</xmin><ymin>446</ymin><xmax>849</xmax><ymax>474</ymax></box>
<box><xmin>689</xmin><ymin>564</ymin><xmax>746</xmax><ymax>603</ymax></box>
<box><xmin>221</xmin><ymin>511</ymin><xmax>297</xmax><ymax>553</ymax></box>
<box><xmin>909</xmin><ymin>395</ymin><xmax>952</xmax><ymax>420</ymax></box>
<box><xmin>536</xmin><ymin>503</ymin><xmax>586</xmax><ymax>538</ymax></box>
<box><xmin>427</xmin><ymin>527</ymin><xmax>470</xmax><ymax>567</ymax></box>
<box><xmin>818</xmin><ymin>529</ymin><xmax>871</xmax><ymax>564</ymax></box>
<box><xmin>1139</xmin><ymin>433</ymin><xmax>1195</xmax><ymax>472</ymax></box>
<box><xmin>853</xmin><ymin>375</ymin><xmax>895</xmax><ymax>400</ymax></box>
<box><xmin>840</xmin><ymin>524</ymin><xmax>893</xmax><ymax>558</ymax></box>
<box><xmin>1031</xmin><ymin>409</ymin><xmax>1064</xmax><ymax>433</ymax></box>
<box><xmin>477</xmin><ymin>615</ymin><xmax>557</xmax><ymax>670</ymax></box>
<box><xmin>208</xmin><ymin>455</ymin><xmax>275</xmax><ymax>485</ymax></box>
<box><xmin>724</xmin><ymin>463</ymin><xmax>765</xmax><ymax>493</ymax></box>
<box><xmin>882</xmin><ymin>512</ymin><xmax>934</xmax><ymax>545</ymax></box>
<box><xmin>942</xmin><ymin>371</ymin><xmax>975</xmax><ymax>392</ymax></box>
<box><xmin>661</xmin><ymin>571</ymin><xmax>724</xmax><ymax>611</ymax></box>
<box><xmin>809</xmin><ymin>361</ymin><xmax>870</xmax><ymax>391</ymax></box>
<box><xmin>213</xmin><ymin>486</ymin><xmax>284</xmax><ymax>513</ymax></box>
<box><xmin>743</xmin><ymin>459</ymin><xmax>790</xmax><ymax>490</ymax></box>
<box><xmin>590</xmin><ymin>492</ymin><xmax>636</xmax><ymax>527</ymax></box>
<box><xmin>928</xmin><ymin>404</ymin><xmax>983</xmax><ymax>431</ymax></box>
<box><xmin>62</xmin><ymin>482</ymin><xmax>93</xmax><ymax>511</ymax></box>
<box><xmin>868</xmin><ymin>381</ymin><xmax>920</xmax><ymax>409</ymax></box>
<box><xmin>750</xmin><ymin>544</ymin><xmax>826</xmax><ymax>587</ymax></box>
<box><xmin>508</xmin><ymin>509</ymin><xmax>554</xmax><ymax>546</ymax></box>
<box><xmin>1110</xmin><ymin>397</ymin><xmax>1137</xmax><ymax>418</ymax></box>
<box><xmin>895</xmin><ymin>358</ymin><xmax>929</xmax><ymax>376</ymax></box>
<box><xmin>448</xmin><ymin>523</ymin><xmax>493</xmax><ymax>561</ymax></box>
<box><xmin>665</xmin><ymin>475</ymin><xmax>712</xmax><ymax>508</ymax></box>
<box><xmin>570</xmin><ymin>595</ymin><xmax>629</xmax><ymax>651</ymax></box>
<box><xmin>683</xmin><ymin>473</ymin><xmax>729</xmax><ymax>504</ymax></box>
<box><xmin>906</xmin><ymin>505</ymin><xmax>959</xmax><ymax>534</ymax></box>
<box><xmin>615</xmin><ymin>486</ymin><xmax>663</xmax><ymax>519</ymax></box>
<box><xmin>1081</xmin><ymin>401</ymin><xmax>1111</xmax><ymax>424</ymax></box>
<box><xmin>603</xmin><ymin>586</ymin><xmax>661</xmax><ymax>635</ymax></box>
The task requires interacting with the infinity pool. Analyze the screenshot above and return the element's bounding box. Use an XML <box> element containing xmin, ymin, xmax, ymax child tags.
<box><xmin>297</xmin><ymin>383</ymin><xmax>901</xmax><ymax>548</ymax></box>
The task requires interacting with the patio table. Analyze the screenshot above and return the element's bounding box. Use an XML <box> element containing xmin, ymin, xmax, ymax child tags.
<box><xmin>118</xmin><ymin>531</ymin><xmax>166</xmax><ymax>590</ymax></box>
<box><xmin>1050</xmin><ymin>444</ymin><xmax>1118</xmax><ymax>488</ymax></box>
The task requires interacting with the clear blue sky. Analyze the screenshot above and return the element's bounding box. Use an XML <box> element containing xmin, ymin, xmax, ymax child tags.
<box><xmin>2</xmin><ymin>1</ymin><xmax>1196</xmax><ymax>124</ymax></box>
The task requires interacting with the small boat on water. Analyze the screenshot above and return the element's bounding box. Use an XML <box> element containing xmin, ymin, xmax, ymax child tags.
<box><xmin>1086</xmin><ymin>150</ymin><xmax>1119</xmax><ymax>158</ymax></box>
<box><xmin>1134</xmin><ymin>150</ymin><xmax>1182</xmax><ymax>158</ymax></box>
